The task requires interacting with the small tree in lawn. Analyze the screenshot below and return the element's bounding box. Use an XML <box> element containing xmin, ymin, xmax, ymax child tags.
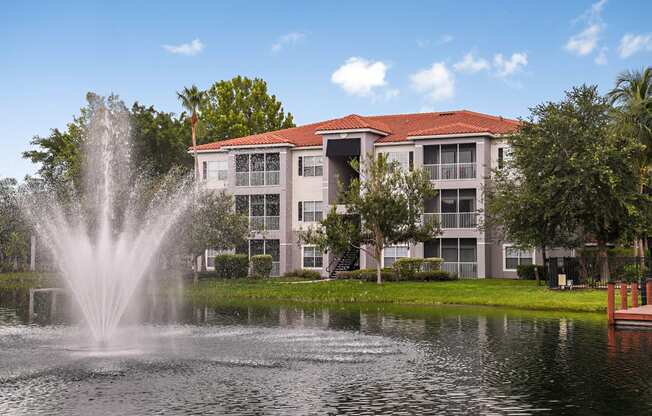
<box><xmin>300</xmin><ymin>153</ymin><xmax>439</xmax><ymax>284</ymax></box>
<box><xmin>181</xmin><ymin>190</ymin><xmax>249</xmax><ymax>283</ymax></box>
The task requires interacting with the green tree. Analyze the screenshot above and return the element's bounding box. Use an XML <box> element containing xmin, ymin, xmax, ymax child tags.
<box><xmin>199</xmin><ymin>76</ymin><xmax>294</xmax><ymax>142</ymax></box>
<box><xmin>608</xmin><ymin>67</ymin><xmax>652</xmax><ymax>258</ymax></box>
<box><xmin>0</xmin><ymin>178</ymin><xmax>30</xmax><ymax>271</ymax></box>
<box><xmin>487</xmin><ymin>85</ymin><xmax>649</xmax><ymax>281</ymax></box>
<box><xmin>24</xmin><ymin>93</ymin><xmax>193</xmax><ymax>189</ymax></box>
<box><xmin>177</xmin><ymin>85</ymin><xmax>206</xmax><ymax>181</ymax></box>
<box><xmin>130</xmin><ymin>103</ymin><xmax>192</xmax><ymax>176</ymax></box>
<box><xmin>184</xmin><ymin>191</ymin><xmax>249</xmax><ymax>283</ymax></box>
<box><xmin>300</xmin><ymin>154</ymin><xmax>439</xmax><ymax>284</ymax></box>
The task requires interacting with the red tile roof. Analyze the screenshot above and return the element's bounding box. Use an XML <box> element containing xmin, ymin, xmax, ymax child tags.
<box><xmin>316</xmin><ymin>114</ymin><xmax>392</xmax><ymax>135</ymax></box>
<box><xmin>191</xmin><ymin>110</ymin><xmax>519</xmax><ymax>151</ymax></box>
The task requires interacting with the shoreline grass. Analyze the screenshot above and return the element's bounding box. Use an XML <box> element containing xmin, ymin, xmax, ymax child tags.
<box><xmin>187</xmin><ymin>278</ymin><xmax>614</xmax><ymax>314</ymax></box>
<box><xmin>0</xmin><ymin>273</ymin><xmax>616</xmax><ymax>316</ymax></box>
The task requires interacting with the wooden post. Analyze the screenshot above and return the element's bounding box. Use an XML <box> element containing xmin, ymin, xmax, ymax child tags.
<box><xmin>620</xmin><ymin>283</ymin><xmax>628</xmax><ymax>310</ymax></box>
<box><xmin>632</xmin><ymin>283</ymin><xmax>639</xmax><ymax>308</ymax></box>
<box><xmin>607</xmin><ymin>282</ymin><xmax>615</xmax><ymax>325</ymax></box>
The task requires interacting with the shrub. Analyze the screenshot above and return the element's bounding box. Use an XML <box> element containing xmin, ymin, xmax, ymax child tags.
<box><xmin>214</xmin><ymin>254</ymin><xmax>250</xmax><ymax>279</ymax></box>
<box><xmin>423</xmin><ymin>257</ymin><xmax>443</xmax><ymax>271</ymax></box>
<box><xmin>393</xmin><ymin>258</ymin><xmax>424</xmax><ymax>281</ymax></box>
<box><xmin>336</xmin><ymin>268</ymin><xmax>395</xmax><ymax>282</ymax></box>
<box><xmin>283</xmin><ymin>269</ymin><xmax>322</xmax><ymax>280</ymax></box>
<box><xmin>620</xmin><ymin>263</ymin><xmax>645</xmax><ymax>283</ymax></box>
<box><xmin>516</xmin><ymin>264</ymin><xmax>546</xmax><ymax>280</ymax></box>
<box><xmin>250</xmin><ymin>255</ymin><xmax>273</xmax><ymax>279</ymax></box>
<box><xmin>414</xmin><ymin>270</ymin><xmax>455</xmax><ymax>281</ymax></box>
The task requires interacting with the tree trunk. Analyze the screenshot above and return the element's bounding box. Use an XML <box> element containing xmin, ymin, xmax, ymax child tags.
<box><xmin>597</xmin><ymin>240</ymin><xmax>610</xmax><ymax>282</ymax></box>
<box><xmin>193</xmin><ymin>252</ymin><xmax>199</xmax><ymax>285</ymax></box>
<box><xmin>191</xmin><ymin>121</ymin><xmax>198</xmax><ymax>183</ymax></box>
<box><xmin>541</xmin><ymin>246</ymin><xmax>548</xmax><ymax>286</ymax></box>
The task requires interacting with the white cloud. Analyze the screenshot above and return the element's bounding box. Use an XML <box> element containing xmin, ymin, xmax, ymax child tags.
<box><xmin>493</xmin><ymin>53</ymin><xmax>528</xmax><ymax>77</ymax></box>
<box><xmin>453</xmin><ymin>53</ymin><xmax>490</xmax><ymax>74</ymax></box>
<box><xmin>565</xmin><ymin>24</ymin><xmax>601</xmax><ymax>56</ymax></box>
<box><xmin>618</xmin><ymin>33</ymin><xmax>652</xmax><ymax>58</ymax></box>
<box><xmin>565</xmin><ymin>1</ymin><xmax>607</xmax><ymax>57</ymax></box>
<box><xmin>331</xmin><ymin>57</ymin><xmax>389</xmax><ymax>97</ymax></box>
<box><xmin>162</xmin><ymin>38</ymin><xmax>204</xmax><ymax>56</ymax></box>
<box><xmin>437</xmin><ymin>34</ymin><xmax>454</xmax><ymax>45</ymax></box>
<box><xmin>410</xmin><ymin>62</ymin><xmax>455</xmax><ymax>102</ymax></box>
<box><xmin>271</xmin><ymin>32</ymin><xmax>306</xmax><ymax>53</ymax></box>
<box><xmin>595</xmin><ymin>47</ymin><xmax>608</xmax><ymax>65</ymax></box>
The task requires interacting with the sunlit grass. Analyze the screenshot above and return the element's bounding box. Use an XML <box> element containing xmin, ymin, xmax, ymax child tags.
<box><xmin>187</xmin><ymin>278</ymin><xmax>617</xmax><ymax>314</ymax></box>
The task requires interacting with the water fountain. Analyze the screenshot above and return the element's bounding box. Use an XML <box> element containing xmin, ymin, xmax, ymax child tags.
<box><xmin>22</xmin><ymin>94</ymin><xmax>194</xmax><ymax>343</ymax></box>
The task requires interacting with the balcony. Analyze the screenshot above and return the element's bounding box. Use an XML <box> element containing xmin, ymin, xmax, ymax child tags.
<box><xmin>249</xmin><ymin>216</ymin><xmax>280</xmax><ymax>231</ymax></box>
<box><xmin>442</xmin><ymin>262</ymin><xmax>477</xmax><ymax>278</ymax></box>
<box><xmin>424</xmin><ymin>163</ymin><xmax>476</xmax><ymax>180</ymax></box>
<box><xmin>236</xmin><ymin>170</ymin><xmax>280</xmax><ymax>187</ymax></box>
<box><xmin>423</xmin><ymin>212</ymin><xmax>478</xmax><ymax>229</ymax></box>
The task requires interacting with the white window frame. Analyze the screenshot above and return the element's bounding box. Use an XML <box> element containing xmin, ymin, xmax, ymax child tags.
<box><xmin>382</xmin><ymin>245</ymin><xmax>410</xmax><ymax>268</ymax></box>
<box><xmin>302</xmin><ymin>201</ymin><xmax>323</xmax><ymax>222</ymax></box>
<box><xmin>503</xmin><ymin>244</ymin><xmax>535</xmax><ymax>272</ymax></box>
<box><xmin>302</xmin><ymin>245</ymin><xmax>323</xmax><ymax>269</ymax></box>
<box><xmin>303</xmin><ymin>156</ymin><xmax>323</xmax><ymax>177</ymax></box>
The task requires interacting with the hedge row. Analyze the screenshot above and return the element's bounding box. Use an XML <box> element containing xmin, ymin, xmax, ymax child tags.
<box><xmin>393</xmin><ymin>257</ymin><xmax>444</xmax><ymax>280</ymax></box>
<box><xmin>337</xmin><ymin>267</ymin><xmax>454</xmax><ymax>282</ymax></box>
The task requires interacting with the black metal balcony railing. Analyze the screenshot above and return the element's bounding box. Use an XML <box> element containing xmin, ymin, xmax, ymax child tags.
<box><xmin>423</xmin><ymin>163</ymin><xmax>476</xmax><ymax>180</ymax></box>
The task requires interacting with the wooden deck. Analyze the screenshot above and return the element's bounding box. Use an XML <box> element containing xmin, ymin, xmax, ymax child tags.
<box><xmin>608</xmin><ymin>281</ymin><xmax>652</xmax><ymax>326</ymax></box>
<box><xmin>614</xmin><ymin>305</ymin><xmax>652</xmax><ymax>326</ymax></box>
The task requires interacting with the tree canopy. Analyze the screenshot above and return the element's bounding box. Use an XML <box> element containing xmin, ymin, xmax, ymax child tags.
<box><xmin>300</xmin><ymin>154</ymin><xmax>439</xmax><ymax>284</ymax></box>
<box><xmin>199</xmin><ymin>76</ymin><xmax>295</xmax><ymax>142</ymax></box>
<box><xmin>486</xmin><ymin>85</ymin><xmax>652</xmax><ymax>279</ymax></box>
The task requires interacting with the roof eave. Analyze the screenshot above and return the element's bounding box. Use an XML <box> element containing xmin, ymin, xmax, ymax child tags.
<box><xmin>407</xmin><ymin>132</ymin><xmax>495</xmax><ymax>140</ymax></box>
<box><xmin>315</xmin><ymin>128</ymin><xmax>390</xmax><ymax>136</ymax></box>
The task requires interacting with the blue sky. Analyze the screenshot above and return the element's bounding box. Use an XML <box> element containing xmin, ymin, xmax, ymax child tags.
<box><xmin>1</xmin><ymin>0</ymin><xmax>650</xmax><ymax>179</ymax></box>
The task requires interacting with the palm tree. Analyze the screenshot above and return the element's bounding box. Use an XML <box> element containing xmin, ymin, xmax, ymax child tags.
<box><xmin>177</xmin><ymin>85</ymin><xmax>206</xmax><ymax>182</ymax></box>
<box><xmin>608</xmin><ymin>67</ymin><xmax>652</xmax><ymax>258</ymax></box>
<box><xmin>177</xmin><ymin>85</ymin><xmax>206</xmax><ymax>282</ymax></box>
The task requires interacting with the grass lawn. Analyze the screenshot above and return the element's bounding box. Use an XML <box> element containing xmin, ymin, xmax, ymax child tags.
<box><xmin>187</xmin><ymin>278</ymin><xmax>617</xmax><ymax>314</ymax></box>
<box><xmin>0</xmin><ymin>272</ymin><xmax>58</xmax><ymax>290</ymax></box>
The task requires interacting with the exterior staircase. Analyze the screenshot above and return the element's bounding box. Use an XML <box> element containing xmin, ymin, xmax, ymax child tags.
<box><xmin>327</xmin><ymin>247</ymin><xmax>360</xmax><ymax>278</ymax></box>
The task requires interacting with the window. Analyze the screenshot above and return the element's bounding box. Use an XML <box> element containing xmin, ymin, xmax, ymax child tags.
<box><xmin>385</xmin><ymin>152</ymin><xmax>411</xmax><ymax>171</ymax></box>
<box><xmin>498</xmin><ymin>147</ymin><xmax>505</xmax><ymax>169</ymax></box>
<box><xmin>504</xmin><ymin>245</ymin><xmax>533</xmax><ymax>271</ymax></box>
<box><xmin>204</xmin><ymin>160</ymin><xmax>227</xmax><ymax>181</ymax></box>
<box><xmin>301</xmin><ymin>156</ymin><xmax>323</xmax><ymax>176</ymax></box>
<box><xmin>234</xmin><ymin>194</ymin><xmax>281</xmax><ymax>230</ymax></box>
<box><xmin>303</xmin><ymin>246</ymin><xmax>323</xmax><ymax>268</ymax></box>
<box><xmin>248</xmin><ymin>239</ymin><xmax>280</xmax><ymax>275</ymax></box>
<box><xmin>235</xmin><ymin>153</ymin><xmax>280</xmax><ymax>186</ymax></box>
<box><xmin>302</xmin><ymin>201</ymin><xmax>323</xmax><ymax>222</ymax></box>
<box><xmin>383</xmin><ymin>245</ymin><xmax>409</xmax><ymax>268</ymax></box>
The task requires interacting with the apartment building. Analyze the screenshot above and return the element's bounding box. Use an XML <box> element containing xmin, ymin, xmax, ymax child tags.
<box><xmin>193</xmin><ymin>110</ymin><xmax>533</xmax><ymax>279</ymax></box>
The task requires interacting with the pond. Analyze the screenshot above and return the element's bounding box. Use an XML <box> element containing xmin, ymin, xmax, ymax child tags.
<box><xmin>1</xmin><ymin>287</ymin><xmax>651</xmax><ymax>415</ymax></box>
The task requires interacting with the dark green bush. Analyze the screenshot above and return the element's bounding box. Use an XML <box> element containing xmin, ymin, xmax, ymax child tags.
<box><xmin>516</xmin><ymin>264</ymin><xmax>546</xmax><ymax>280</ymax></box>
<box><xmin>250</xmin><ymin>254</ymin><xmax>273</xmax><ymax>278</ymax></box>
<box><xmin>337</xmin><ymin>268</ymin><xmax>395</xmax><ymax>282</ymax></box>
<box><xmin>414</xmin><ymin>270</ymin><xmax>455</xmax><ymax>281</ymax></box>
<box><xmin>214</xmin><ymin>254</ymin><xmax>249</xmax><ymax>279</ymax></box>
<box><xmin>393</xmin><ymin>258</ymin><xmax>424</xmax><ymax>281</ymax></box>
<box><xmin>284</xmin><ymin>269</ymin><xmax>322</xmax><ymax>280</ymax></box>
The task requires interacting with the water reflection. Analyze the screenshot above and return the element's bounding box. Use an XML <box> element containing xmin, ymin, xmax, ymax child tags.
<box><xmin>2</xmin><ymin>287</ymin><xmax>652</xmax><ymax>415</ymax></box>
